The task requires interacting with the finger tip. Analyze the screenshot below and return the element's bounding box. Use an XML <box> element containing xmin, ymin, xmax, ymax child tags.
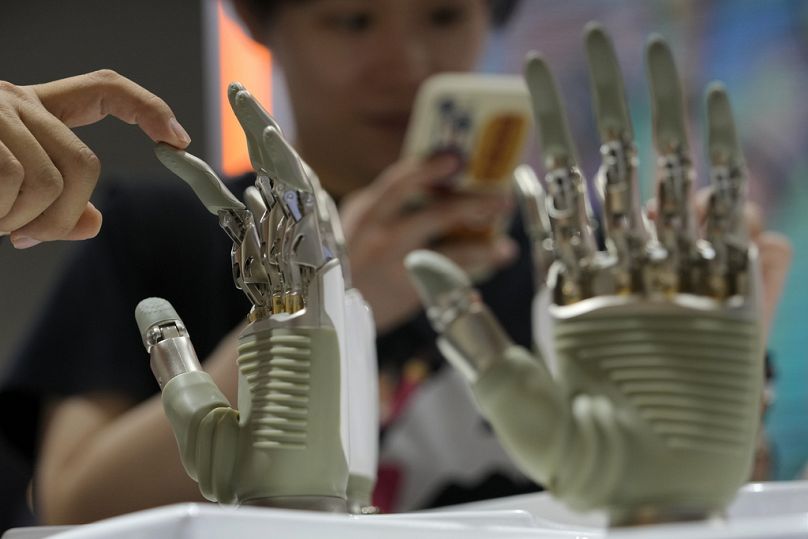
<box><xmin>646</xmin><ymin>33</ymin><xmax>668</xmax><ymax>50</ymax></box>
<box><xmin>88</xmin><ymin>211</ymin><xmax>103</xmax><ymax>237</ymax></box>
<box><xmin>9</xmin><ymin>225</ymin><xmax>48</xmax><ymax>248</ymax></box>
<box><xmin>262</xmin><ymin>125</ymin><xmax>281</xmax><ymax>144</ymax></box>
<box><xmin>228</xmin><ymin>82</ymin><xmax>245</xmax><ymax>98</ymax></box>
<box><xmin>234</xmin><ymin>89</ymin><xmax>252</xmax><ymax>109</ymax></box>
<box><xmin>495</xmin><ymin>237</ymin><xmax>519</xmax><ymax>262</ymax></box>
<box><xmin>583</xmin><ymin>20</ymin><xmax>607</xmax><ymax>45</ymax></box>
<box><xmin>525</xmin><ymin>50</ymin><xmax>543</xmax><ymax>63</ymax></box>
<box><xmin>426</xmin><ymin>151</ymin><xmax>463</xmax><ymax>180</ymax></box>
<box><xmin>67</xmin><ymin>205</ymin><xmax>104</xmax><ymax>241</ymax></box>
<box><xmin>168</xmin><ymin>117</ymin><xmax>192</xmax><ymax>148</ymax></box>
<box><xmin>524</xmin><ymin>51</ymin><xmax>547</xmax><ymax>74</ymax></box>
<box><xmin>706</xmin><ymin>80</ymin><xmax>727</xmax><ymax>97</ymax></box>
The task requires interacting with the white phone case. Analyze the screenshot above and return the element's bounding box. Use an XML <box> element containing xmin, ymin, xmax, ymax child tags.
<box><xmin>402</xmin><ymin>73</ymin><xmax>533</xmax><ymax>193</ymax></box>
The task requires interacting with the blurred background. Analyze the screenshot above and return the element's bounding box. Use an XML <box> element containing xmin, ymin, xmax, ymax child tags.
<box><xmin>0</xmin><ymin>0</ymin><xmax>805</xmax><ymax>516</ymax></box>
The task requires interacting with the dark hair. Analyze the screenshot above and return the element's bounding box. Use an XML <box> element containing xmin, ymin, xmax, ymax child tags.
<box><xmin>237</xmin><ymin>0</ymin><xmax>520</xmax><ymax>29</ymax></box>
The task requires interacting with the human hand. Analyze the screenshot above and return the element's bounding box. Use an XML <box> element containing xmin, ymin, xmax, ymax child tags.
<box><xmin>340</xmin><ymin>154</ymin><xmax>517</xmax><ymax>333</ymax></box>
<box><xmin>0</xmin><ymin>70</ymin><xmax>190</xmax><ymax>248</ymax></box>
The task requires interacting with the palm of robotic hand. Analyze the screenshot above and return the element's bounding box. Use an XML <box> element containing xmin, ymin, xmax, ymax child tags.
<box><xmin>136</xmin><ymin>83</ymin><xmax>378</xmax><ymax>513</ymax></box>
<box><xmin>405</xmin><ymin>25</ymin><xmax>763</xmax><ymax>526</ymax></box>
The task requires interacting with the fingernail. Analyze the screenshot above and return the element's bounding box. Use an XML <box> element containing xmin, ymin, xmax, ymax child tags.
<box><xmin>465</xmin><ymin>213</ymin><xmax>488</xmax><ymax>228</ymax></box>
<box><xmin>169</xmin><ymin>117</ymin><xmax>191</xmax><ymax>146</ymax></box>
<box><xmin>442</xmin><ymin>157</ymin><xmax>464</xmax><ymax>177</ymax></box>
<box><xmin>496</xmin><ymin>240</ymin><xmax>518</xmax><ymax>261</ymax></box>
<box><xmin>11</xmin><ymin>236</ymin><xmax>41</xmax><ymax>249</ymax></box>
<box><xmin>428</xmin><ymin>150</ymin><xmax>463</xmax><ymax>175</ymax></box>
<box><xmin>465</xmin><ymin>204</ymin><xmax>490</xmax><ymax>223</ymax></box>
<box><xmin>474</xmin><ymin>201</ymin><xmax>502</xmax><ymax>217</ymax></box>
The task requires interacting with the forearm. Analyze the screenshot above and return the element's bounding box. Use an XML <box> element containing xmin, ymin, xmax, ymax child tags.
<box><xmin>37</xmin><ymin>392</ymin><xmax>204</xmax><ymax>524</ymax></box>
<box><xmin>37</xmin><ymin>331</ymin><xmax>240</xmax><ymax>524</ymax></box>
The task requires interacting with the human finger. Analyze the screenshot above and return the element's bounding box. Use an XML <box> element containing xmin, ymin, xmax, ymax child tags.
<box><xmin>31</xmin><ymin>70</ymin><xmax>190</xmax><ymax>148</ymax></box>
<box><xmin>360</xmin><ymin>153</ymin><xmax>461</xmax><ymax>224</ymax></box>
<box><xmin>644</xmin><ymin>197</ymin><xmax>657</xmax><ymax>222</ymax></box>
<box><xmin>697</xmin><ymin>186</ymin><xmax>764</xmax><ymax>240</ymax></box>
<box><xmin>8</xmin><ymin>203</ymin><xmax>102</xmax><ymax>248</ymax></box>
<box><xmin>744</xmin><ymin>202</ymin><xmax>763</xmax><ymax>240</ymax></box>
<box><xmin>756</xmin><ymin>232</ymin><xmax>792</xmax><ymax>340</ymax></box>
<box><xmin>393</xmin><ymin>193</ymin><xmax>512</xmax><ymax>254</ymax></box>
<box><xmin>0</xmin><ymin>138</ymin><xmax>24</xmax><ymax>221</ymax></box>
<box><xmin>12</xmin><ymin>202</ymin><xmax>105</xmax><ymax>247</ymax></box>
<box><xmin>435</xmin><ymin>236</ymin><xmax>519</xmax><ymax>276</ymax></box>
<box><xmin>63</xmin><ymin>202</ymin><xmax>103</xmax><ymax>240</ymax></box>
<box><xmin>10</xmin><ymin>101</ymin><xmax>101</xmax><ymax>241</ymax></box>
<box><xmin>0</xmin><ymin>111</ymin><xmax>63</xmax><ymax>234</ymax></box>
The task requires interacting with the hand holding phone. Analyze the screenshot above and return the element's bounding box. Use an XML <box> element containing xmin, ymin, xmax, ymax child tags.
<box><xmin>401</xmin><ymin>73</ymin><xmax>532</xmax><ymax>239</ymax></box>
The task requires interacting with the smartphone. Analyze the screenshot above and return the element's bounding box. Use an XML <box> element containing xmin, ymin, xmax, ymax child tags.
<box><xmin>401</xmin><ymin>73</ymin><xmax>533</xmax><ymax>239</ymax></box>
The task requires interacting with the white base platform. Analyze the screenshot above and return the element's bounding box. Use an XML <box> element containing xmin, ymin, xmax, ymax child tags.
<box><xmin>6</xmin><ymin>481</ymin><xmax>808</xmax><ymax>539</ymax></box>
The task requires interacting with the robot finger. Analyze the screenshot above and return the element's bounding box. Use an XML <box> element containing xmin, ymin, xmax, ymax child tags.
<box><xmin>513</xmin><ymin>164</ymin><xmax>554</xmax><ymax>285</ymax></box>
<box><xmin>647</xmin><ymin>36</ymin><xmax>697</xmax><ymax>261</ymax></box>
<box><xmin>524</xmin><ymin>54</ymin><xmax>596</xmax><ymax>302</ymax></box>
<box><xmin>585</xmin><ymin>23</ymin><xmax>647</xmax><ymax>284</ymax></box>
<box><xmin>229</xmin><ymin>83</ymin><xmax>281</xmax><ymax>177</ymax></box>
<box><xmin>262</xmin><ymin>126</ymin><xmax>314</xmax><ymax>193</ymax></box>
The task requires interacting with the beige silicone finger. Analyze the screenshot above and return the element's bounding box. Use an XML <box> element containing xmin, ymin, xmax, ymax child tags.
<box><xmin>230</xmin><ymin>85</ymin><xmax>280</xmax><ymax>174</ymax></box>
<box><xmin>261</xmin><ymin>126</ymin><xmax>311</xmax><ymax>192</ymax></box>
<box><xmin>12</xmin><ymin>102</ymin><xmax>101</xmax><ymax>241</ymax></box>
<box><xmin>0</xmin><ymin>139</ymin><xmax>23</xmax><ymax>221</ymax></box>
<box><xmin>0</xmin><ymin>111</ymin><xmax>63</xmax><ymax>233</ymax></box>
<box><xmin>32</xmin><ymin>70</ymin><xmax>190</xmax><ymax>148</ymax></box>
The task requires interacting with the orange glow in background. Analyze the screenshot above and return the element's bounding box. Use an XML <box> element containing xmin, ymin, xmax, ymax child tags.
<box><xmin>217</xmin><ymin>0</ymin><xmax>272</xmax><ymax>176</ymax></box>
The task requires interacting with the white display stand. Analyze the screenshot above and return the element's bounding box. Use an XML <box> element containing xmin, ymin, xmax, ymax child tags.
<box><xmin>5</xmin><ymin>481</ymin><xmax>808</xmax><ymax>539</ymax></box>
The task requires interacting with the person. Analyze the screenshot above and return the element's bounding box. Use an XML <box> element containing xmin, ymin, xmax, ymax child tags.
<box><xmin>0</xmin><ymin>0</ymin><xmax>792</xmax><ymax>529</ymax></box>
<box><xmin>0</xmin><ymin>0</ymin><xmax>532</xmax><ymax>527</ymax></box>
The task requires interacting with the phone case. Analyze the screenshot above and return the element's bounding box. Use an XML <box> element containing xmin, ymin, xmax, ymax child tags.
<box><xmin>402</xmin><ymin>73</ymin><xmax>533</xmax><ymax>193</ymax></box>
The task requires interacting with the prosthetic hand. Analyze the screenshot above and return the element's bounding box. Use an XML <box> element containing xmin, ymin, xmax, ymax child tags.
<box><xmin>405</xmin><ymin>25</ymin><xmax>763</xmax><ymax>526</ymax></box>
<box><xmin>134</xmin><ymin>83</ymin><xmax>378</xmax><ymax>513</ymax></box>
<box><xmin>322</xmin><ymin>188</ymin><xmax>380</xmax><ymax>514</ymax></box>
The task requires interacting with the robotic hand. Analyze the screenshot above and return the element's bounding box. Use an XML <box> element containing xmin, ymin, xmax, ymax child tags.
<box><xmin>405</xmin><ymin>24</ymin><xmax>763</xmax><ymax>526</ymax></box>
<box><xmin>134</xmin><ymin>83</ymin><xmax>378</xmax><ymax>513</ymax></box>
